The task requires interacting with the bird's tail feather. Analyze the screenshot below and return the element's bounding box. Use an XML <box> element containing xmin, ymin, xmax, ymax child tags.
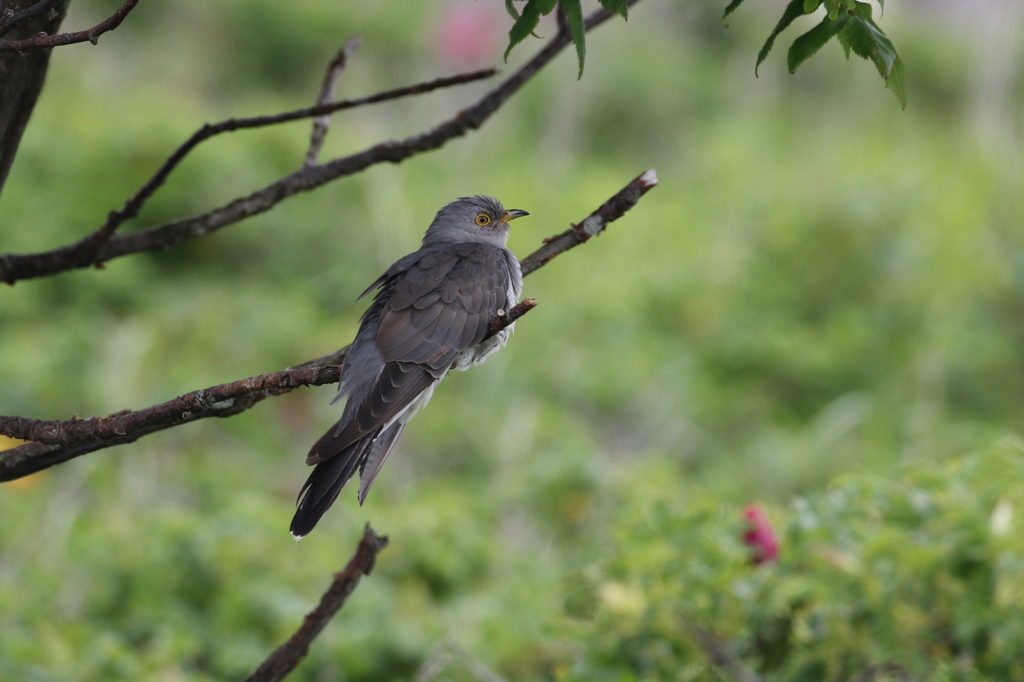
<box><xmin>358</xmin><ymin>421</ymin><xmax>406</xmax><ymax>504</ymax></box>
<box><xmin>290</xmin><ymin>430</ymin><xmax>377</xmax><ymax>538</ymax></box>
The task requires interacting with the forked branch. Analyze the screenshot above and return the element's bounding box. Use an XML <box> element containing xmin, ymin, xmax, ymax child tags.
<box><xmin>0</xmin><ymin>169</ymin><xmax>658</xmax><ymax>481</ymax></box>
<box><xmin>0</xmin><ymin>0</ymin><xmax>639</xmax><ymax>284</ymax></box>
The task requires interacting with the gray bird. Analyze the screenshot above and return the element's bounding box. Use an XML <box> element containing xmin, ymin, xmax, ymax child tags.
<box><xmin>290</xmin><ymin>196</ymin><xmax>528</xmax><ymax>538</ymax></box>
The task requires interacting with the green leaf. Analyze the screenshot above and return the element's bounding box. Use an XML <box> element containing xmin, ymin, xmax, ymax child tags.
<box><xmin>722</xmin><ymin>0</ymin><xmax>747</xmax><ymax>21</ymax></box>
<box><xmin>885</xmin><ymin>53</ymin><xmax>907</xmax><ymax>108</ymax></box>
<box><xmin>835</xmin><ymin>22</ymin><xmax>852</xmax><ymax>58</ymax></box>
<box><xmin>504</xmin><ymin>1</ymin><xmax>543</xmax><ymax>62</ymax></box>
<box><xmin>504</xmin><ymin>0</ymin><xmax>558</xmax><ymax>62</ymax></box>
<box><xmin>824</xmin><ymin>0</ymin><xmax>840</xmax><ymax>19</ymax></box>
<box><xmin>598</xmin><ymin>0</ymin><xmax>629</xmax><ymax>20</ymax></box>
<box><xmin>561</xmin><ymin>0</ymin><xmax>587</xmax><ymax>78</ymax></box>
<box><xmin>756</xmin><ymin>0</ymin><xmax>810</xmax><ymax>76</ymax></box>
<box><xmin>787</xmin><ymin>14</ymin><xmax>844</xmax><ymax>73</ymax></box>
<box><xmin>841</xmin><ymin>3</ymin><xmax>907</xmax><ymax>107</ymax></box>
<box><xmin>803</xmin><ymin>0</ymin><xmax>822</xmax><ymax>12</ymax></box>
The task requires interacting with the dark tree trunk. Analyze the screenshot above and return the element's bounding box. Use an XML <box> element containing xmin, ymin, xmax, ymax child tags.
<box><xmin>0</xmin><ymin>0</ymin><xmax>70</xmax><ymax>196</ymax></box>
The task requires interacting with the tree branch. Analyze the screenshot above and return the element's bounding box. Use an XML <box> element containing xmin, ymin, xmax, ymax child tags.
<box><xmin>0</xmin><ymin>0</ymin><xmax>138</xmax><ymax>51</ymax></box>
<box><xmin>0</xmin><ymin>0</ymin><xmax>639</xmax><ymax>284</ymax></box>
<box><xmin>488</xmin><ymin>298</ymin><xmax>537</xmax><ymax>336</ymax></box>
<box><xmin>519</xmin><ymin>168</ymin><xmax>658</xmax><ymax>276</ymax></box>
<box><xmin>243</xmin><ymin>524</ymin><xmax>389</xmax><ymax>682</ymax></box>
<box><xmin>305</xmin><ymin>36</ymin><xmax>363</xmax><ymax>167</ymax></box>
<box><xmin>0</xmin><ymin>66</ymin><xmax>498</xmax><ymax>284</ymax></box>
<box><xmin>0</xmin><ymin>0</ymin><xmax>68</xmax><ymax>194</ymax></box>
<box><xmin>0</xmin><ymin>168</ymin><xmax>657</xmax><ymax>481</ymax></box>
<box><xmin>0</xmin><ymin>0</ymin><xmax>61</xmax><ymax>39</ymax></box>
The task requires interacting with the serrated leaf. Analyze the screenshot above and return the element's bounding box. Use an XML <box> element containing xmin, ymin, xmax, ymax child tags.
<box><xmin>756</xmin><ymin>0</ymin><xmax>810</xmax><ymax>76</ymax></box>
<box><xmin>836</xmin><ymin>23</ymin><xmax>852</xmax><ymax>58</ymax></box>
<box><xmin>841</xmin><ymin>4</ymin><xmax>907</xmax><ymax>107</ymax></box>
<box><xmin>598</xmin><ymin>0</ymin><xmax>629</xmax><ymax>20</ymax></box>
<box><xmin>787</xmin><ymin>15</ymin><xmax>843</xmax><ymax>73</ymax></box>
<box><xmin>843</xmin><ymin>14</ymin><xmax>894</xmax><ymax>70</ymax></box>
<box><xmin>851</xmin><ymin>1</ymin><xmax>874</xmax><ymax>20</ymax></box>
<box><xmin>803</xmin><ymin>0</ymin><xmax>822</xmax><ymax>12</ymax></box>
<box><xmin>504</xmin><ymin>0</ymin><xmax>544</xmax><ymax>62</ymax></box>
<box><xmin>885</xmin><ymin>53</ymin><xmax>906</xmax><ymax>108</ymax></box>
<box><xmin>561</xmin><ymin>0</ymin><xmax>587</xmax><ymax>78</ymax></box>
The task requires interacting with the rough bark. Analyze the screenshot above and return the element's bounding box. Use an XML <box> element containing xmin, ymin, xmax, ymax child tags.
<box><xmin>0</xmin><ymin>0</ymin><xmax>69</xmax><ymax>195</ymax></box>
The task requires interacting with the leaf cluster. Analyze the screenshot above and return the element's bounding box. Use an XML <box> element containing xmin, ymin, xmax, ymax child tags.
<box><xmin>504</xmin><ymin>0</ymin><xmax>629</xmax><ymax>77</ymax></box>
<box><xmin>725</xmin><ymin>0</ymin><xmax>906</xmax><ymax>107</ymax></box>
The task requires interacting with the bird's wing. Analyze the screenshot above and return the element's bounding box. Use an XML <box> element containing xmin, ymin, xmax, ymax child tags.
<box><xmin>308</xmin><ymin>361</ymin><xmax>435</xmax><ymax>463</ymax></box>
<box><xmin>309</xmin><ymin>244</ymin><xmax>512</xmax><ymax>462</ymax></box>
<box><xmin>376</xmin><ymin>243</ymin><xmax>512</xmax><ymax>368</ymax></box>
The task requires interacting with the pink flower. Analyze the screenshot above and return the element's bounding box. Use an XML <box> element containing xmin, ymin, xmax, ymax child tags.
<box><xmin>742</xmin><ymin>503</ymin><xmax>779</xmax><ymax>565</ymax></box>
<box><xmin>431</xmin><ymin>1</ymin><xmax>506</xmax><ymax>68</ymax></box>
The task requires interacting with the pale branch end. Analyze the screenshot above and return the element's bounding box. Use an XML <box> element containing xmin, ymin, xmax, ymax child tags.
<box><xmin>520</xmin><ymin>168</ymin><xmax>658</xmax><ymax>277</ymax></box>
<box><xmin>0</xmin><ymin>167</ymin><xmax>657</xmax><ymax>482</ymax></box>
<box><xmin>487</xmin><ymin>298</ymin><xmax>537</xmax><ymax>338</ymax></box>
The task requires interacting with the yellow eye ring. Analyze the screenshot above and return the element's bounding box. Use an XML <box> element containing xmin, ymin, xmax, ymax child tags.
<box><xmin>474</xmin><ymin>213</ymin><xmax>491</xmax><ymax>226</ymax></box>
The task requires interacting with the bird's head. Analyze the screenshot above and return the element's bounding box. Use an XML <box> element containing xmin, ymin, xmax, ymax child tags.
<box><xmin>423</xmin><ymin>195</ymin><xmax>529</xmax><ymax>247</ymax></box>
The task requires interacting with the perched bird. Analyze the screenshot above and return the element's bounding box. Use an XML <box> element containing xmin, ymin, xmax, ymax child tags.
<box><xmin>290</xmin><ymin>196</ymin><xmax>529</xmax><ymax>538</ymax></box>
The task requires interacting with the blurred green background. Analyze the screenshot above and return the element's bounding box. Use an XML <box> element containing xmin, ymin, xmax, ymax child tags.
<box><xmin>2</xmin><ymin>1</ymin><xmax>1023</xmax><ymax>680</ymax></box>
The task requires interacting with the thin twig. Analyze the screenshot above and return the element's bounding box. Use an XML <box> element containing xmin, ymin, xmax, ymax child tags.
<box><xmin>0</xmin><ymin>0</ymin><xmax>60</xmax><ymax>39</ymax></box>
<box><xmin>488</xmin><ymin>298</ymin><xmax>537</xmax><ymax>336</ymax></box>
<box><xmin>244</xmin><ymin>524</ymin><xmax>389</xmax><ymax>682</ymax></box>
<box><xmin>0</xmin><ymin>167</ymin><xmax>656</xmax><ymax>481</ymax></box>
<box><xmin>0</xmin><ymin>67</ymin><xmax>498</xmax><ymax>284</ymax></box>
<box><xmin>0</xmin><ymin>0</ymin><xmax>138</xmax><ymax>51</ymax></box>
<box><xmin>305</xmin><ymin>36</ymin><xmax>362</xmax><ymax>167</ymax></box>
<box><xmin>520</xmin><ymin>168</ymin><xmax>658</xmax><ymax>276</ymax></box>
<box><xmin>0</xmin><ymin>0</ymin><xmax>639</xmax><ymax>284</ymax></box>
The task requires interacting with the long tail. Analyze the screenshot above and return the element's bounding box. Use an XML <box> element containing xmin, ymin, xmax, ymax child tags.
<box><xmin>289</xmin><ymin>421</ymin><xmax>406</xmax><ymax>538</ymax></box>
<box><xmin>290</xmin><ymin>431</ymin><xmax>375</xmax><ymax>538</ymax></box>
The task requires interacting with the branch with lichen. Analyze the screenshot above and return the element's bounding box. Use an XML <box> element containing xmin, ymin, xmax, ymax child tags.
<box><xmin>0</xmin><ymin>169</ymin><xmax>657</xmax><ymax>481</ymax></box>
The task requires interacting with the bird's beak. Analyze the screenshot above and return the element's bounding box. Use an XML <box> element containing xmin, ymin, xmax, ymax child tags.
<box><xmin>501</xmin><ymin>209</ymin><xmax>529</xmax><ymax>223</ymax></box>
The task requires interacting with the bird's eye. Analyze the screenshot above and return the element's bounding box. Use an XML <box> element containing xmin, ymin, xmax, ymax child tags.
<box><xmin>474</xmin><ymin>213</ymin><xmax>491</xmax><ymax>227</ymax></box>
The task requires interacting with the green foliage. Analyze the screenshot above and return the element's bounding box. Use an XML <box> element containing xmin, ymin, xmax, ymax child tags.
<box><xmin>562</xmin><ymin>442</ymin><xmax>1024</xmax><ymax>680</ymax></box>
<box><xmin>504</xmin><ymin>0</ymin><xmax>629</xmax><ymax>77</ymax></box>
<box><xmin>731</xmin><ymin>0</ymin><xmax>907</xmax><ymax>107</ymax></box>
<box><xmin>2</xmin><ymin>1</ymin><xmax>1022</xmax><ymax>680</ymax></box>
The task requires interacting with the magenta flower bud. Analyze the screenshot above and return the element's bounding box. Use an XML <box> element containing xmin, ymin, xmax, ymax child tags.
<box><xmin>742</xmin><ymin>503</ymin><xmax>779</xmax><ymax>565</ymax></box>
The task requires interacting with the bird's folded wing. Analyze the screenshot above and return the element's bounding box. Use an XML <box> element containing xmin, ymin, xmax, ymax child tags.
<box><xmin>377</xmin><ymin>244</ymin><xmax>510</xmax><ymax>368</ymax></box>
<box><xmin>310</xmin><ymin>361</ymin><xmax>435</xmax><ymax>461</ymax></box>
<box><xmin>307</xmin><ymin>244</ymin><xmax>511</xmax><ymax>464</ymax></box>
